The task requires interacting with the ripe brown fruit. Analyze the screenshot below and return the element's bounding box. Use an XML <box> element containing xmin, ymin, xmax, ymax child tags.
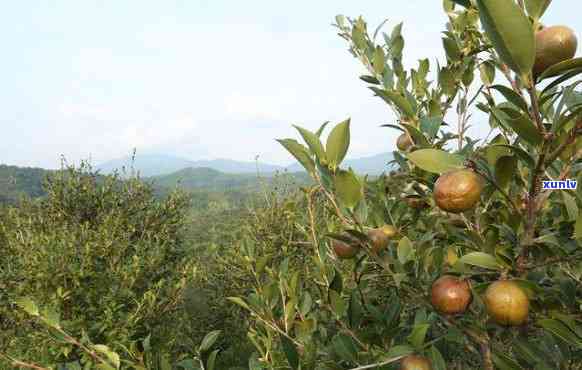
<box><xmin>404</xmin><ymin>196</ymin><xmax>428</xmax><ymax>209</ymax></box>
<box><xmin>400</xmin><ymin>355</ymin><xmax>432</xmax><ymax>370</ymax></box>
<box><xmin>484</xmin><ymin>280</ymin><xmax>529</xmax><ymax>326</ymax></box>
<box><xmin>534</xmin><ymin>25</ymin><xmax>578</xmax><ymax>77</ymax></box>
<box><xmin>367</xmin><ymin>225</ymin><xmax>397</xmax><ymax>253</ymax></box>
<box><xmin>430</xmin><ymin>275</ymin><xmax>472</xmax><ymax>315</ymax></box>
<box><xmin>433</xmin><ymin>169</ymin><xmax>483</xmax><ymax>213</ymax></box>
<box><xmin>397</xmin><ymin>133</ymin><xmax>413</xmax><ymax>151</ymax></box>
<box><xmin>331</xmin><ymin>239</ymin><xmax>359</xmax><ymax>259</ymax></box>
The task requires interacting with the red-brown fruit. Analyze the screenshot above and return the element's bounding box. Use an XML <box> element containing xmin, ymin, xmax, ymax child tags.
<box><xmin>430</xmin><ymin>275</ymin><xmax>472</xmax><ymax>315</ymax></box>
<box><xmin>332</xmin><ymin>239</ymin><xmax>359</xmax><ymax>259</ymax></box>
<box><xmin>433</xmin><ymin>169</ymin><xmax>483</xmax><ymax>213</ymax></box>
<box><xmin>484</xmin><ymin>280</ymin><xmax>530</xmax><ymax>326</ymax></box>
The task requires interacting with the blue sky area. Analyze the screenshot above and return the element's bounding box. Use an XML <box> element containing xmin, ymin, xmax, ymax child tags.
<box><xmin>1</xmin><ymin>1</ymin><xmax>579</xmax><ymax>168</ymax></box>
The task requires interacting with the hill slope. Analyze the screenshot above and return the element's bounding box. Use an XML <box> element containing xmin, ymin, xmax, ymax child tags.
<box><xmin>96</xmin><ymin>154</ymin><xmax>285</xmax><ymax>177</ymax></box>
<box><xmin>0</xmin><ymin>164</ymin><xmax>50</xmax><ymax>204</ymax></box>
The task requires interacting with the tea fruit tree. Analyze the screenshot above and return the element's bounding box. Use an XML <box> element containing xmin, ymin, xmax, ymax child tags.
<box><xmin>231</xmin><ymin>1</ymin><xmax>582</xmax><ymax>369</ymax></box>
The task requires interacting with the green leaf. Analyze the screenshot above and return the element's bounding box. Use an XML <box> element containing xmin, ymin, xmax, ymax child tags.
<box><xmin>492</xmin><ymin>352</ymin><xmax>523</xmax><ymax>370</ymax></box>
<box><xmin>326</xmin><ymin>119</ymin><xmax>351</xmax><ymax>169</ymax></box>
<box><xmin>15</xmin><ymin>297</ymin><xmax>39</xmax><ymax>317</ymax></box>
<box><xmin>459</xmin><ymin>252</ymin><xmax>502</xmax><ymax>270</ymax></box>
<box><xmin>280</xmin><ymin>335</ymin><xmax>300</xmax><ymax>370</ymax></box>
<box><xmin>419</xmin><ymin>116</ymin><xmax>443</xmax><ymax>140</ymax></box>
<box><xmin>406</xmin><ymin>149</ymin><xmax>465</xmax><ymax>174</ymax></box>
<box><xmin>334</xmin><ymin>169</ymin><xmax>363</xmax><ymax>211</ymax></box>
<box><xmin>386</xmin><ymin>344</ymin><xmax>415</xmax><ymax>358</ymax></box>
<box><xmin>539</xmin><ymin>58</ymin><xmax>582</xmax><ymax>80</ymax></box>
<box><xmin>370</xmin><ymin>87</ymin><xmax>416</xmax><ymax>118</ymax></box>
<box><xmin>329</xmin><ymin>268</ymin><xmax>343</xmax><ymax>294</ymax></box>
<box><xmin>575</xmin><ymin>212</ymin><xmax>582</xmax><ymax>239</ymax></box>
<box><xmin>525</xmin><ymin>0</ymin><xmax>552</xmax><ymax>20</ymax></box>
<box><xmin>332</xmin><ymin>334</ymin><xmax>358</xmax><ymax>363</ymax></box>
<box><xmin>316</xmin><ymin>121</ymin><xmax>330</xmax><ymax>137</ymax></box>
<box><xmin>277</xmin><ymin>139</ymin><xmax>315</xmax><ymax>174</ymax></box>
<box><xmin>537</xmin><ymin>319</ymin><xmax>582</xmax><ymax>348</ymax></box>
<box><xmin>490</xmin><ymin>85</ymin><xmax>529</xmax><ymax>113</ymax></box>
<box><xmin>206</xmin><ymin>350</ymin><xmax>219</xmax><ymax>370</ymax></box>
<box><xmin>360</xmin><ymin>75</ymin><xmax>381</xmax><ymax>84</ymax></box>
<box><xmin>408</xmin><ymin>324</ymin><xmax>430</xmax><ymax>350</ymax></box>
<box><xmin>491</xmin><ymin>107</ymin><xmax>543</xmax><ymax>146</ymax></box>
<box><xmin>397</xmin><ymin>237</ymin><xmax>414</xmax><ymax>264</ymax></box>
<box><xmin>562</xmin><ymin>193</ymin><xmax>578</xmax><ymax>222</ymax></box>
<box><xmin>489</xmin><ymin>144</ymin><xmax>536</xmax><ymax>168</ymax></box>
<box><xmin>428</xmin><ymin>346</ymin><xmax>447</xmax><ymax>370</ymax></box>
<box><xmin>93</xmin><ymin>345</ymin><xmax>121</xmax><ymax>369</ymax></box>
<box><xmin>199</xmin><ymin>330</ymin><xmax>221</xmax><ymax>353</ymax></box>
<box><xmin>293</xmin><ymin>125</ymin><xmax>327</xmax><ymax>163</ymax></box>
<box><xmin>373</xmin><ymin>46</ymin><xmax>386</xmax><ymax>75</ymax></box>
<box><xmin>479</xmin><ymin>60</ymin><xmax>497</xmax><ymax>86</ymax></box>
<box><xmin>401</xmin><ymin>123</ymin><xmax>431</xmax><ymax>147</ymax></box>
<box><xmin>329</xmin><ymin>290</ymin><xmax>347</xmax><ymax>317</ymax></box>
<box><xmin>495</xmin><ymin>155</ymin><xmax>517</xmax><ymax>191</ymax></box>
<box><xmin>443</xmin><ymin>37</ymin><xmax>461</xmax><ymax>62</ymax></box>
<box><xmin>227</xmin><ymin>297</ymin><xmax>251</xmax><ymax>311</ymax></box>
<box><xmin>476</xmin><ymin>0</ymin><xmax>535</xmax><ymax>78</ymax></box>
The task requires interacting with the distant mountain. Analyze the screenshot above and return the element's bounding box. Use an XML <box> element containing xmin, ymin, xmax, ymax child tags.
<box><xmin>150</xmin><ymin>167</ymin><xmax>312</xmax><ymax>192</ymax></box>
<box><xmin>286</xmin><ymin>152</ymin><xmax>395</xmax><ymax>175</ymax></box>
<box><xmin>98</xmin><ymin>152</ymin><xmax>396</xmax><ymax>178</ymax></box>
<box><xmin>96</xmin><ymin>154</ymin><xmax>285</xmax><ymax>177</ymax></box>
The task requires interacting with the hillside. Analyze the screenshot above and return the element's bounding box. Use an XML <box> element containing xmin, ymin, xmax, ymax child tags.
<box><xmin>0</xmin><ymin>164</ymin><xmax>50</xmax><ymax>204</ymax></box>
<box><xmin>96</xmin><ymin>154</ymin><xmax>284</xmax><ymax>177</ymax></box>
<box><xmin>150</xmin><ymin>167</ymin><xmax>313</xmax><ymax>192</ymax></box>
<box><xmin>287</xmin><ymin>152</ymin><xmax>395</xmax><ymax>174</ymax></box>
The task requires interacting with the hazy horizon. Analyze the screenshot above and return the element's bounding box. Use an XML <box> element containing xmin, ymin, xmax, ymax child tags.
<box><xmin>2</xmin><ymin>1</ymin><xmax>580</xmax><ymax>169</ymax></box>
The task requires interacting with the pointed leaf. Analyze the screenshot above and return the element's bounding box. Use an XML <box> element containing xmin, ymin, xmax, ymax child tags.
<box><xmin>199</xmin><ymin>330</ymin><xmax>221</xmax><ymax>353</ymax></box>
<box><xmin>406</xmin><ymin>149</ymin><xmax>465</xmax><ymax>174</ymax></box>
<box><xmin>525</xmin><ymin>0</ymin><xmax>552</xmax><ymax>20</ymax></box>
<box><xmin>15</xmin><ymin>297</ymin><xmax>39</xmax><ymax>317</ymax></box>
<box><xmin>334</xmin><ymin>169</ymin><xmax>363</xmax><ymax>210</ymax></box>
<box><xmin>490</xmin><ymin>85</ymin><xmax>529</xmax><ymax>113</ymax></box>
<box><xmin>277</xmin><ymin>139</ymin><xmax>315</xmax><ymax>173</ymax></box>
<box><xmin>459</xmin><ymin>252</ymin><xmax>502</xmax><ymax>270</ymax></box>
<box><xmin>326</xmin><ymin>119</ymin><xmax>351</xmax><ymax>169</ymax></box>
<box><xmin>293</xmin><ymin>125</ymin><xmax>327</xmax><ymax>163</ymax></box>
<box><xmin>370</xmin><ymin>87</ymin><xmax>416</xmax><ymax>118</ymax></box>
<box><xmin>476</xmin><ymin>0</ymin><xmax>535</xmax><ymax>78</ymax></box>
<box><xmin>397</xmin><ymin>237</ymin><xmax>414</xmax><ymax>264</ymax></box>
<box><xmin>539</xmin><ymin>58</ymin><xmax>582</xmax><ymax>80</ymax></box>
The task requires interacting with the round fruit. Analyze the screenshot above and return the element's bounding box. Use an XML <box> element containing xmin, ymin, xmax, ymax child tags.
<box><xmin>534</xmin><ymin>25</ymin><xmax>578</xmax><ymax>77</ymax></box>
<box><xmin>332</xmin><ymin>239</ymin><xmax>359</xmax><ymax>259</ymax></box>
<box><xmin>433</xmin><ymin>169</ymin><xmax>483</xmax><ymax>213</ymax></box>
<box><xmin>484</xmin><ymin>280</ymin><xmax>529</xmax><ymax>326</ymax></box>
<box><xmin>397</xmin><ymin>133</ymin><xmax>413</xmax><ymax>151</ymax></box>
<box><xmin>400</xmin><ymin>355</ymin><xmax>432</xmax><ymax>370</ymax></box>
<box><xmin>430</xmin><ymin>275</ymin><xmax>472</xmax><ymax>315</ymax></box>
<box><xmin>367</xmin><ymin>225</ymin><xmax>397</xmax><ymax>253</ymax></box>
<box><xmin>404</xmin><ymin>196</ymin><xmax>428</xmax><ymax>209</ymax></box>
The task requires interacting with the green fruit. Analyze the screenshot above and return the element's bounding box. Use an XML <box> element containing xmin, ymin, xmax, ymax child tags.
<box><xmin>534</xmin><ymin>25</ymin><xmax>578</xmax><ymax>77</ymax></box>
<box><xmin>430</xmin><ymin>275</ymin><xmax>472</xmax><ymax>315</ymax></box>
<box><xmin>332</xmin><ymin>239</ymin><xmax>359</xmax><ymax>259</ymax></box>
<box><xmin>400</xmin><ymin>355</ymin><xmax>432</xmax><ymax>370</ymax></box>
<box><xmin>433</xmin><ymin>169</ymin><xmax>484</xmax><ymax>213</ymax></box>
<box><xmin>484</xmin><ymin>280</ymin><xmax>529</xmax><ymax>326</ymax></box>
<box><xmin>397</xmin><ymin>133</ymin><xmax>413</xmax><ymax>151</ymax></box>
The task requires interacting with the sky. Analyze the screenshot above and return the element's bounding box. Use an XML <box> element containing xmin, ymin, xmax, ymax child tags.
<box><xmin>1</xmin><ymin>1</ymin><xmax>579</xmax><ymax>169</ymax></box>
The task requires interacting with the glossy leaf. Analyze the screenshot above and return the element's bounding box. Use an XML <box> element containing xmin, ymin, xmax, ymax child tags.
<box><xmin>370</xmin><ymin>87</ymin><xmax>416</xmax><ymax>118</ymax></box>
<box><xmin>476</xmin><ymin>0</ymin><xmax>535</xmax><ymax>78</ymax></box>
<box><xmin>539</xmin><ymin>58</ymin><xmax>582</xmax><ymax>80</ymax></box>
<box><xmin>537</xmin><ymin>319</ymin><xmax>582</xmax><ymax>348</ymax></box>
<box><xmin>495</xmin><ymin>155</ymin><xmax>517</xmax><ymax>191</ymax></box>
<box><xmin>479</xmin><ymin>60</ymin><xmax>496</xmax><ymax>86</ymax></box>
<box><xmin>408</xmin><ymin>323</ymin><xmax>430</xmax><ymax>350</ymax></box>
<box><xmin>459</xmin><ymin>252</ymin><xmax>502</xmax><ymax>270</ymax></box>
<box><xmin>491</xmin><ymin>107</ymin><xmax>543</xmax><ymax>146</ymax></box>
<box><xmin>199</xmin><ymin>330</ymin><xmax>221</xmax><ymax>353</ymax></box>
<box><xmin>277</xmin><ymin>139</ymin><xmax>316</xmax><ymax>174</ymax></box>
<box><xmin>397</xmin><ymin>237</ymin><xmax>414</xmax><ymax>264</ymax></box>
<box><xmin>490</xmin><ymin>85</ymin><xmax>529</xmax><ymax>113</ymax></box>
<box><xmin>326</xmin><ymin>119</ymin><xmax>351</xmax><ymax>169</ymax></box>
<box><xmin>406</xmin><ymin>149</ymin><xmax>465</xmax><ymax>174</ymax></box>
<box><xmin>334</xmin><ymin>169</ymin><xmax>363</xmax><ymax>210</ymax></box>
<box><xmin>293</xmin><ymin>125</ymin><xmax>327</xmax><ymax>163</ymax></box>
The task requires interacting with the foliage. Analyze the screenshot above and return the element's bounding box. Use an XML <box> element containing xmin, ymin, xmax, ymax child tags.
<box><xmin>230</xmin><ymin>1</ymin><xmax>582</xmax><ymax>369</ymax></box>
